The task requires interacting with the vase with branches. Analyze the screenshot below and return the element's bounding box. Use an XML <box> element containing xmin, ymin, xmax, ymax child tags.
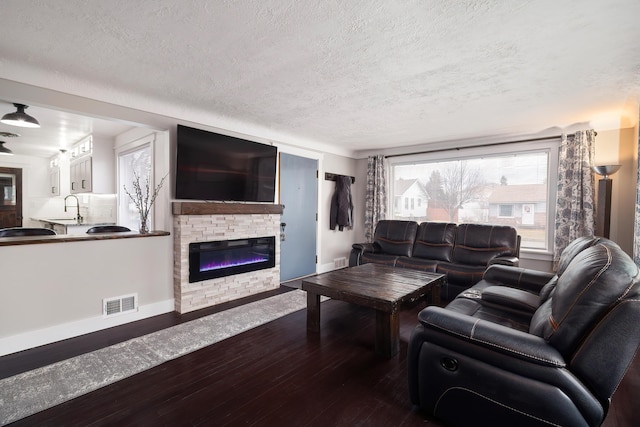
<box><xmin>123</xmin><ymin>171</ymin><xmax>167</xmax><ymax>234</ymax></box>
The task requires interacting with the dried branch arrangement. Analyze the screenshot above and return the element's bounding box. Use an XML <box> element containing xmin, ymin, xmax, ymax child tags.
<box><xmin>123</xmin><ymin>171</ymin><xmax>167</xmax><ymax>233</ymax></box>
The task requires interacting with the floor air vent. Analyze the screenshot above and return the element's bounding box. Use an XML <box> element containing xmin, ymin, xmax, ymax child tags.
<box><xmin>103</xmin><ymin>293</ymin><xmax>138</xmax><ymax>318</ymax></box>
<box><xmin>333</xmin><ymin>257</ymin><xmax>348</xmax><ymax>269</ymax></box>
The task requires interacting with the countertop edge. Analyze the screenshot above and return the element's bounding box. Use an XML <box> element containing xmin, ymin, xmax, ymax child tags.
<box><xmin>32</xmin><ymin>218</ymin><xmax>117</xmax><ymax>227</ymax></box>
<box><xmin>0</xmin><ymin>231</ymin><xmax>171</xmax><ymax>246</ymax></box>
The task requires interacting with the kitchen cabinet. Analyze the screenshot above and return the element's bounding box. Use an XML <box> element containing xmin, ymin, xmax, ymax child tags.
<box><xmin>49</xmin><ymin>165</ymin><xmax>60</xmax><ymax>196</ymax></box>
<box><xmin>68</xmin><ymin>135</ymin><xmax>114</xmax><ymax>194</ymax></box>
<box><xmin>70</xmin><ymin>156</ymin><xmax>92</xmax><ymax>193</ymax></box>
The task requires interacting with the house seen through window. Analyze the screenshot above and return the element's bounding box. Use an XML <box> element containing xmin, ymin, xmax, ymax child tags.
<box><xmin>389</xmin><ymin>149</ymin><xmax>551</xmax><ymax>250</ymax></box>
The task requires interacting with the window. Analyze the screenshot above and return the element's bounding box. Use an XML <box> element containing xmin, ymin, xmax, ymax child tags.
<box><xmin>498</xmin><ymin>204</ymin><xmax>514</xmax><ymax>217</ymax></box>
<box><xmin>388</xmin><ymin>140</ymin><xmax>559</xmax><ymax>251</ymax></box>
<box><xmin>118</xmin><ymin>142</ymin><xmax>152</xmax><ymax>231</ymax></box>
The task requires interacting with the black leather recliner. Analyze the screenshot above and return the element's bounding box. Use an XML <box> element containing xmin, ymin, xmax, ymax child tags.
<box><xmin>408</xmin><ymin>236</ymin><xmax>640</xmax><ymax>427</ymax></box>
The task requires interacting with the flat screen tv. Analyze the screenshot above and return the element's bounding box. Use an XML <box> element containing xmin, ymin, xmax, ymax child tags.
<box><xmin>175</xmin><ymin>125</ymin><xmax>277</xmax><ymax>202</ymax></box>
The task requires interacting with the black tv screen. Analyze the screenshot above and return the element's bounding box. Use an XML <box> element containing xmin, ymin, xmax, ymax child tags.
<box><xmin>175</xmin><ymin>125</ymin><xmax>277</xmax><ymax>202</ymax></box>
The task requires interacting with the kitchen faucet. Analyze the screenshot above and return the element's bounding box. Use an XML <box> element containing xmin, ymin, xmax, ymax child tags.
<box><xmin>64</xmin><ymin>194</ymin><xmax>83</xmax><ymax>223</ymax></box>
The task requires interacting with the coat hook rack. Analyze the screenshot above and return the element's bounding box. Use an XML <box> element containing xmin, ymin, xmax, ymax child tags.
<box><xmin>325</xmin><ymin>172</ymin><xmax>355</xmax><ymax>184</ymax></box>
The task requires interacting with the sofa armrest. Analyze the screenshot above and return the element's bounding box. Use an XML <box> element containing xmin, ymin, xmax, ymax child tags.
<box><xmin>483</xmin><ymin>264</ymin><xmax>555</xmax><ymax>294</ymax></box>
<box><xmin>489</xmin><ymin>255</ymin><xmax>520</xmax><ymax>267</ymax></box>
<box><xmin>349</xmin><ymin>242</ymin><xmax>378</xmax><ymax>266</ymax></box>
<box><xmin>417</xmin><ymin>306</ymin><xmax>565</xmax><ymax>367</ymax></box>
<box><xmin>352</xmin><ymin>242</ymin><xmax>376</xmax><ymax>253</ymax></box>
<box><xmin>480</xmin><ymin>286</ymin><xmax>540</xmax><ymax>312</ymax></box>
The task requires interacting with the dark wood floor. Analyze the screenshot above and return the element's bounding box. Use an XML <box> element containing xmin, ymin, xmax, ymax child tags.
<box><xmin>3</xmin><ymin>285</ymin><xmax>639</xmax><ymax>426</ymax></box>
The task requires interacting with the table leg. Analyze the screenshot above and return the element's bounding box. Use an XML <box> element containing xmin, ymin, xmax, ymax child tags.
<box><xmin>425</xmin><ymin>281</ymin><xmax>442</xmax><ymax>306</ymax></box>
<box><xmin>375</xmin><ymin>310</ymin><xmax>399</xmax><ymax>358</ymax></box>
<box><xmin>306</xmin><ymin>291</ymin><xmax>320</xmax><ymax>333</ymax></box>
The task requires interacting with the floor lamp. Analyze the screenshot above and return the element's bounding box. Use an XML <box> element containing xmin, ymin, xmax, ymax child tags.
<box><xmin>591</xmin><ymin>165</ymin><xmax>621</xmax><ymax>238</ymax></box>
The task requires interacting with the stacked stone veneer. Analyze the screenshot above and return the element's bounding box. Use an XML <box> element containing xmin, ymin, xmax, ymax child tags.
<box><xmin>173</xmin><ymin>212</ymin><xmax>281</xmax><ymax>313</ymax></box>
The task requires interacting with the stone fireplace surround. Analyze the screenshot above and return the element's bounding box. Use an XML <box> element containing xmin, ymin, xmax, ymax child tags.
<box><xmin>173</xmin><ymin>202</ymin><xmax>283</xmax><ymax>313</ymax></box>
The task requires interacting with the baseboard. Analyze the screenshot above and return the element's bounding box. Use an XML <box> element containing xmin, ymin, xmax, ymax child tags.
<box><xmin>317</xmin><ymin>262</ymin><xmax>335</xmax><ymax>274</ymax></box>
<box><xmin>317</xmin><ymin>261</ymin><xmax>352</xmax><ymax>274</ymax></box>
<box><xmin>0</xmin><ymin>299</ymin><xmax>175</xmax><ymax>357</ymax></box>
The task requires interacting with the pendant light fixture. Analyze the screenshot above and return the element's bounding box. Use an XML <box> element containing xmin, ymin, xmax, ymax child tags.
<box><xmin>0</xmin><ymin>141</ymin><xmax>13</xmax><ymax>155</ymax></box>
<box><xmin>1</xmin><ymin>103</ymin><xmax>40</xmax><ymax>128</ymax></box>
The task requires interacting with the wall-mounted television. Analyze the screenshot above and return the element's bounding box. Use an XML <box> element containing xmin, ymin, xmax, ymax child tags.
<box><xmin>175</xmin><ymin>125</ymin><xmax>277</xmax><ymax>202</ymax></box>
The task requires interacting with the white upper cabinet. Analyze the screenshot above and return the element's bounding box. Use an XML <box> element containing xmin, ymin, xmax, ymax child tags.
<box><xmin>69</xmin><ymin>135</ymin><xmax>114</xmax><ymax>194</ymax></box>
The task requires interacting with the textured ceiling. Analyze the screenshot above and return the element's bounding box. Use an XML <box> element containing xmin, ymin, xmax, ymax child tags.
<box><xmin>1</xmin><ymin>0</ymin><xmax>639</xmax><ymax>157</ymax></box>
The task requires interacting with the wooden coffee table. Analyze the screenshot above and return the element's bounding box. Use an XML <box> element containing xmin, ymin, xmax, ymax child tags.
<box><xmin>301</xmin><ymin>263</ymin><xmax>445</xmax><ymax>358</ymax></box>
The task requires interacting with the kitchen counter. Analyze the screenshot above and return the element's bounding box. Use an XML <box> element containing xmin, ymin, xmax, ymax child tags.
<box><xmin>32</xmin><ymin>217</ymin><xmax>116</xmax><ymax>227</ymax></box>
<box><xmin>0</xmin><ymin>230</ymin><xmax>170</xmax><ymax>246</ymax></box>
<box><xmin>31</xmin><ymin>217</ymin><xmax>117</xmax><ymax>235</ymax></box>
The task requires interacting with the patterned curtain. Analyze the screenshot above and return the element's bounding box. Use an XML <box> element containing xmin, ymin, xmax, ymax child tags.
<box><xmin>553</xmin><ymin>130</ymin><xmax>596</xmax><ymax>266</ymax></box>
<box><xmin>364</xmin><ymin>155</ymin><xmax>387</xmax><ymax>242</ymax></box>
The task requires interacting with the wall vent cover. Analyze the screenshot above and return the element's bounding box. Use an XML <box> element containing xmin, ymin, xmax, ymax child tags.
<box><xmin>333</xmin><ymin>257</ymin><xmax>347</xmax><ymax>269</ymax></box>
<box><xmin>103</xmin><ymin>293</ymin><xmax>138</xmax><ymax>318</ymax></box>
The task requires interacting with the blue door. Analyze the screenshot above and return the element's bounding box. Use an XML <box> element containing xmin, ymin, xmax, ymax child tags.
<box><xmin>279</xmin><ymin>153</ymin><xmax>317</xmax><ymax>282</ymax></box>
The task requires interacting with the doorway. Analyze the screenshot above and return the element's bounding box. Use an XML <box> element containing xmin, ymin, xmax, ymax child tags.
<box><xmin>279</xmin><ymin>153</ymin><xmax>318</xmax><ymax>283</ymax></box>
<box><xmin>0</xmin><ymin>167</ymin><xmax>22</xmax><ymax>228</ymax></box>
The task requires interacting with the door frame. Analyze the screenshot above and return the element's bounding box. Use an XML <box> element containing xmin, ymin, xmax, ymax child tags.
<box><xmin>0</xmin><ymin>166</ymin><xmax>23</xmax><ymax>227</ymax></box>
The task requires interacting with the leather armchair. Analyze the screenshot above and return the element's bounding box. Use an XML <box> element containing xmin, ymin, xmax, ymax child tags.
<box><xmin>408</xmin><ymin>237</ymin><xmax>640</xmax><ymax>426</ymax></box>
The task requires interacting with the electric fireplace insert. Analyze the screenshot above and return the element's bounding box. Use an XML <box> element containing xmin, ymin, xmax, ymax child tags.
<box><xmin>189</xmin><ymin>236</ymin><xmax>276</xmax><ymax>283</ymax></box>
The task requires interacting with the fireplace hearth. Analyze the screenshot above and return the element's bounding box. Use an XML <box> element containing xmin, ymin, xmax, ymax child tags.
<box><xmin>189</xmin><ymin>236</ymin><xmax>276</xmax><ymax>283</ymax></box>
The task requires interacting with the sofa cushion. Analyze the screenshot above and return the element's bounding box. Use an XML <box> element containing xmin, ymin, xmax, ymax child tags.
<box><xmin>361</xmin><ymin>252</ymin><xmax>399</xmax><ymax>266</ymax></box>
<box><xmin>372</xmin><ymin>220</ymin><xmax>418</xmax><ymax>257</ymax></box>
<box><xmin>451</xmin><ymin>224</ymin><xmax>518</xmax><ymax>266</ymax></box>
<box><xmin>395</xmin><ymin>256</ymin><xmax>438</xmax><ymax>272</ymax></box>
<box><xmin>529</xmin><ymin>242</ymin><xmax>640</xmax><ymax>358</ymax></box>
<box><xmin>436</xmin><ymin>262</ymin><xmax>486</xmax><ymax>287</ymax></box>
<box><xmin>412</xmin><ymin>222</ymin><xmax>457</xmax><ymax>262</ymax></box>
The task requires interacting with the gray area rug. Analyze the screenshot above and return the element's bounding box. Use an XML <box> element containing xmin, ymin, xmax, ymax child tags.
<box><xmin>0</xmin><ymin>289</ymin><xmax>314</xmax><ymax>425</ymax></box>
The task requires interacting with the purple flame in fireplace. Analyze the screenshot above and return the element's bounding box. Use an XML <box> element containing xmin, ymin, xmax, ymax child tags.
<box><xmin>200</xmin><ymin>253</ymin><xmax>270</xmax><ymax>272</ymax></box>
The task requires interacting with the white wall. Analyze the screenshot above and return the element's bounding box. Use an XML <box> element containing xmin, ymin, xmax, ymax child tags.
<box><xmin>594</xmin><ymin>127</ymin><xmax>637</xmax><ymax>255</ymax></box>
<box><xmin>0</xmin><ymin>235</ymin><xmax>173</xmax><ymax>356</ymax></box>
<box><xmin>318</xmin><ymin>153</ymin><xmax>360</xmax><ymax>272</ymax></box>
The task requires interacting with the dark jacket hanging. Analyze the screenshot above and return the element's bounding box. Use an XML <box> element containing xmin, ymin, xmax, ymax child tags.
<box><xmin>330</xmin><ymin>175</ymin><xmax>353</xmax><ymax>231</ymax></box>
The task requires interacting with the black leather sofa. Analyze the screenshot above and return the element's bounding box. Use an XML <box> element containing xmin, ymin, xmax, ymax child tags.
<box><xmin>408</xmin><ymin>236</ymin><xmax>640</xmax><ymax>426</ymax></box>
<box><xmin>349</xmin><ymin>220</ymin><xmax>520</xmax><ymax>298</ymax></box>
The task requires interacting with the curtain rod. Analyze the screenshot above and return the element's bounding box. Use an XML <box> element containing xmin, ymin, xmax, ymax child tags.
<box><xmin>384</xmin><ymin>132</ymin><xmax>596</xmax><ymax>159</ymax></box>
